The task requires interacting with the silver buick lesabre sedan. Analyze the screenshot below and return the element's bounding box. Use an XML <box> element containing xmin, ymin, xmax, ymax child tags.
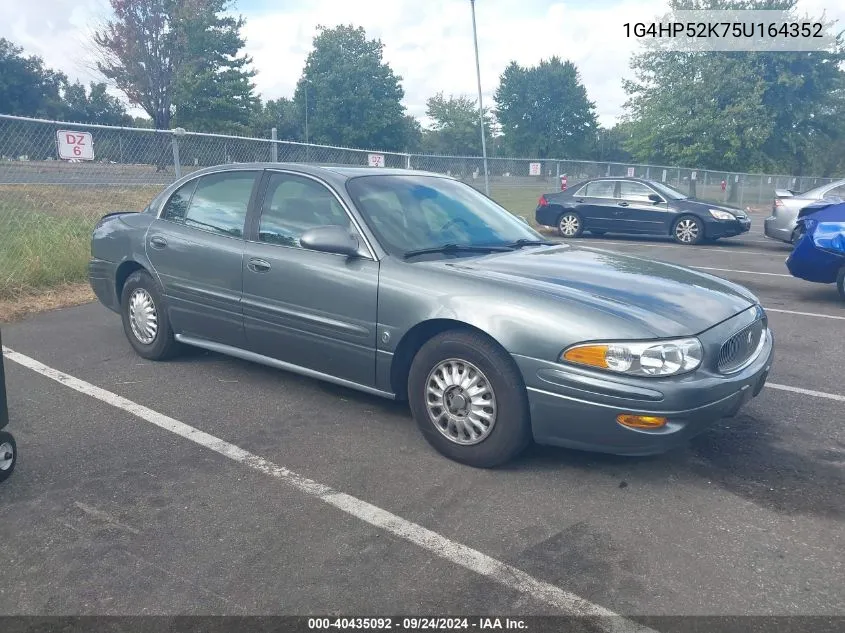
<box><xmin>89</xmin><ymin>163</ymin><xmax>774</xmax><ymax>468</ymax></box>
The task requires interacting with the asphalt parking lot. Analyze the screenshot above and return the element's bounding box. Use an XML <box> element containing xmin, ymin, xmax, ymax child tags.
<box><xmin>1</xmin><ymin>220</ymin><xmax>843</xmax><ymax>626</ymax></box>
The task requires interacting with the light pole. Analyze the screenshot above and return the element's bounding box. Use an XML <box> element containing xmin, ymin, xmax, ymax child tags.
<box><xmin>470</xmin><ymin>0</ymin><xmax>490</xmax><ymax>196</ymax></box>
<box><xmin>304</xmin><ymin>78</ymin><xmax>310</xmax><ymax>163</ymax></box>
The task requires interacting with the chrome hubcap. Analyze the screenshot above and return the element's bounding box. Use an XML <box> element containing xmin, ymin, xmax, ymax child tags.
<box><xmin>559</xmin><ymin>214</ymin><xmax>579</xmax><ymax>236</ymax></box>
<box><xmin>425</xmin><ymin>359</ymin><xmax>497</xmax><ymax>446</ymax></box>
<box><xmin>128</xmin><ymin>288</ymin><xmax>158</xmax><ymax>344</ymax></box>
<box><xmin>676</xmin><ymin>219</ymin><xmax>699</xmax><ymax>243</ymax></box>
<box><xmin>0</xmin><ymin>442</ymin><xmax>13</xmax><ymax>471</ymax></box>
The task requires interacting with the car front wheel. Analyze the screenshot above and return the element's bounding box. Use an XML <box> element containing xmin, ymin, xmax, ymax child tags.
<box><xmin>407</xmin><ymin>330</ymin><xmax>532</xmax><ymax>468</ymax></box>
<box><xmin>673</xmin><ymin>215</ymin><xmax>704</xmax><ymax>245</ymax></box>
<box><xmin>120</xmin><ymin>270</ymin><xmax>181</xmax><ymax>360</ymax></box>
<box><xmin>0</xmin><ymin>431</ymin><xmax>17</xmax><ymax>483</ymax></box>
<box><xmin>557</xmin><ymin>211</ymin><xmax>584</xmax><ymax>238</ymax></box>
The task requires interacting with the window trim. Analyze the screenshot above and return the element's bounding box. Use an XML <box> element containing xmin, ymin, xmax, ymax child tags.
<box><xmin>576</xmin><ymin>179</ymin><xmax>619</xmax><ymax>199</ymax></box>
<box><xmin>157</xmin><ymin>169</ymin><xmax>262</xmax><ymax>241</ymax></box>
<box><xmin>249</xmin><ymin>169</ymin><xmax>378</xmax><ymax>261</ymax></box>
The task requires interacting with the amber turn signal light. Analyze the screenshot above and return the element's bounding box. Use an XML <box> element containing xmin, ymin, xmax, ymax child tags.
<box><xmin>616</xmin><ymin>414</ymin><xmax>667</xmax><ymax>429</ymax></box>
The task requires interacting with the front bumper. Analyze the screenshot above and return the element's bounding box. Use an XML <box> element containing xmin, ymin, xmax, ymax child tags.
<box><xmin>515</xmin><ymin>307</ymin><xmax>774</xmax><ymax>456</ymax></box>
<box><xmin>706</xmin><ymin>216</ymin><xmax>751</xmax><ymax>238</ymax></box>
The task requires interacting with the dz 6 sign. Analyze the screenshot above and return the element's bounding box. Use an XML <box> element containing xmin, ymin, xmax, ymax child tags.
<box><xmin>56</xmin><ymin>130</ymin><xmax>94</xmax><ymax>161</ymax></box>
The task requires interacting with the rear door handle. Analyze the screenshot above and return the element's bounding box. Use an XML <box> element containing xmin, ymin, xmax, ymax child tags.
<box><xmin>149</xmin><ymin>236</ymin><xmax>167</xmax><ymax>249</ymax></box>
<box><xmin>247</xmin><ymin>258</ymin><xmax>271</xmax><ymax>273</ymax></box>
<box><xmin>617</xmin><ymin>202</ymin><xmax>629</xmax><ymax>207</ymax></box>
<box><xmin>575</xmin><ymin>198</ymin><xmax>585</xmax><ymax>203</ymax></box>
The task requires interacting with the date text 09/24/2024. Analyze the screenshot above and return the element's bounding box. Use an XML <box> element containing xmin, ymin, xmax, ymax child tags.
<box><xmin>307</xmin><ymin>618</ymin><xmax>527</xmax><ymax>630</ymax></box>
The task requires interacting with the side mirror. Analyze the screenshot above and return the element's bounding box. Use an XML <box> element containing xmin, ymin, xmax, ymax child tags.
<box><xmin>299</xmin><ymin>225</ymin><xmax>362</xmax><ymax>257</ymax></box>
<box><xmin>648</xmin><ymin>193</ymin><xmax>664</xmax><ymax>204</ymax></box>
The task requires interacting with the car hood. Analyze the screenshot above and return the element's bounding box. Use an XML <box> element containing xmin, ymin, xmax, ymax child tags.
<box><xmin>429</xmin><ymin>244</ymin><xmax>758</xmax><ymax>337</ymax></box>
<box><xmin>674</xmin><ymin>199</ymin><xmax>747</xmax><ymax>217</ymax></box>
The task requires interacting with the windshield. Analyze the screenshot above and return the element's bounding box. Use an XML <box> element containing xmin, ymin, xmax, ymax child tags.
<box><xmin>647</xmin><ymin>180</ymin><xmax>688</xmax><ymax>200</ymax></box>
<box><xmin>345</xmin><ymin>175</ymin><xmax>543</xmax><ymax>258</ymax></box>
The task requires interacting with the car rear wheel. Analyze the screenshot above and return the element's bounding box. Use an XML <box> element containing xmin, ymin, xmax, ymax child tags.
<box><xmin>120</xmin><ymin>270</ymin><xmax>181</xmax><ymax>361</ymax></box>
<box><xmin>837</xmin><ymin>266</ymin><xmax>845</xmax><ymax>302</ymax></box>
<box><xmin>407</xmin><ymin>330</ymin><xmax>532</xmax><ymax>468</ymax></box>
<box><xmin>673</xmin><ymin>215</ymin><xmax>704</xmax><ymax>245</ymax></box>
<box><xmin>557</xmin><ymin>211</ymin><xmax>584</xmax><ymax>238</ymax></box>
<box><xmin>0</xmin><ymin>431</ymin><xmax>17</xmax><ymax>483</ymax></box>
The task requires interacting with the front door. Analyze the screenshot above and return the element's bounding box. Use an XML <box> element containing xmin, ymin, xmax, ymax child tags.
<box><xmin>145</xmin><ymin>169</ymin><xmax>261</xmax><ymax>348</ymax></box>
<box><xmin>241</xmin><ymin>171</ymin><xmax>380</xmax><ymax>387</ymax></box>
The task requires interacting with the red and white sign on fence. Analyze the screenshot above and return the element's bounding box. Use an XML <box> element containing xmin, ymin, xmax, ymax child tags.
<box><xmin>56</xmin><ymin>130</ymin><xmax>94</xmax><ymax>161</ymax></box>
<box><xmin>528</xmin><ymin>162</ymin><xmax>541</xmax><ymax>176</ymax></box>
<box><xmin>368</xmin><ymin>153</ymin><xmax>385</xmax><ymax>167</ymax></box>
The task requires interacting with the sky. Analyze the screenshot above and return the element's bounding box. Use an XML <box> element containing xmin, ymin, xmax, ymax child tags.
<box><xmin>1</xmin><ymin>0</ymin><xmax>843</xmax><ymax>130</ymax></box>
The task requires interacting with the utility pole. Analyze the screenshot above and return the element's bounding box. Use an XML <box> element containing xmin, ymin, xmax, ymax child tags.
<box><xmin>470</xmin><ymin>0</ymin><xmax>490</xmax><ymax>196</ymax></box>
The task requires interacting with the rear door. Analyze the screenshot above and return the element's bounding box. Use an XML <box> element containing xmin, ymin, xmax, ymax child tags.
<box><xmin>571</xmin><ymin>180</ymin><xmax>618</xmax><ymax>230</ymax></box>
<box><xmin>145</xmin><ymin>169</ymin><xmax>261</xmax><ymax>348</ymax></box>
<box><xmin>614</xmin><ymin>181</ymin><xmax>671</xmax><ymax>234</ymax></box>
<box><xmin>241</xmin><ymin>170</ymin><xmax>380</xmax><ymax>387</ymax></box>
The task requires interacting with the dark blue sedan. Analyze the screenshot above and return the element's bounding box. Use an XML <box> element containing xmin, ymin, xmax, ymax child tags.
<box><xmin>535</xmin><ymin>177</ymin><xmax>751</xmax><ymax>245</ymax></box>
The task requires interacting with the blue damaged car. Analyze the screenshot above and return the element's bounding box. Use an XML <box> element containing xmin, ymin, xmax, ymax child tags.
<box><xmin>785</xmin><ymin>201</ymin><xmax>845</xmax><ymax>302</ymax></box>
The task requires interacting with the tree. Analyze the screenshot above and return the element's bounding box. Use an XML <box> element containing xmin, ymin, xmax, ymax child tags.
<box><xmin>0</xmin><ymin>38</ymin><xmax>67</xmax><ymax>118</ymax></box>
<box><xmin>295</xmin><ymin>25</ymin><xmax>410</xmax><ymax>150</ymax></box>
<box><xmin>251</xmin><ymin>97</ymin><xmax>302</xmax><ymax>140</ymax></box>
<box><xmin>62</xmin><ymin>81</ymin><xmax>129</xmax><ymax>125</ymax></box>
<box><xmin>172</xmin><ymin>0</ymin><xmax>257</xmax><ymax>134</ymax></box>
<box><xmin>595</xmin><ymin>124</ymin><xmax>634</xmax><ymax>163</ymax></box>
<box><xmin>621</xmin><ymin>0</ymin><xmax>845</xmax><ymax>176</ymax></box>
<box><xmin>421</xmin><ymin>92</ymin><xmax>494</xmax><ymax>156</ymax></box>
<box><xmin>494</xmin><ymin>57</ymin><xmax>598</xmax><ymax>159</ymax></box>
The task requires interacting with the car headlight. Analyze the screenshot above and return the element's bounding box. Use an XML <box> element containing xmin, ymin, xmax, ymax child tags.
<box><xmin>709</xmin><ymin>209</ymin><xmax>735</xmax><ymax>220</ymax></box>
<box><xmin>560</xmin><ymin>337</ymin><xmax>703</xmax><ymax>377</ymax></box>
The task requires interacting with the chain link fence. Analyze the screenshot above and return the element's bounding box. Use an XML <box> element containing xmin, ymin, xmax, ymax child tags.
<box><xmin>1</xmin><ymin>113</ymin><xmax>841</xmax><ymax>298</ymax></box>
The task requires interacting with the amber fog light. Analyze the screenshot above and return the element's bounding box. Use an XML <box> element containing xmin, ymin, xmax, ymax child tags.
<box><xmin>617</xmin><ymin>414</ymin><xmax>667</xmax><ymax>429</ymax></box>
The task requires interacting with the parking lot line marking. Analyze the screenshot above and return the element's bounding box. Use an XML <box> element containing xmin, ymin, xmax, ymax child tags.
<box><xmin>0</xmin><ymin>345</ymin><xmax>654</xmax><ymax>633</ymax></box>
<box><xmin>766</xmin><ymin>382</ymin><xmax>845</xmax><ymax>402</ymax></box>
<box><xmin>576</xmin><ymin>239</ymin><xmax>779</xmax><ymax>256</ymax></box>
<box><xmin>765</xmin><ymin>308</ymin><xmax>845</xmax><ymax>321</ymax></box>
<box><xmin>691</xmin><ymin>266</ymin><xmax>792</xmax><ymax>277</ymax></box>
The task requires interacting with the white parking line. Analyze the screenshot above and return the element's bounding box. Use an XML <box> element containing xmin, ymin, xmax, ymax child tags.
<box><xmin>581</xmin><ymin>239</ymin><xmax>779</xmax><ymax>256</ymax></box>
<box><xmin>765</xmin><ymin>308</ymin><xmax>845</xmax><ymax>321</ymax></box>
<box><xmin>0</xmin><ymin>345</ymin><xmax>654</xmax><ymax>633</ymax></box>
<box><xmin>766</xmin><ymin>383</ymin><xmax>845</xmax><ymax>402</ymax></box>
<box><xmin>691</xmin><ymin>266</ymin><xmax>792</xmax><ymax>277</ymax></box>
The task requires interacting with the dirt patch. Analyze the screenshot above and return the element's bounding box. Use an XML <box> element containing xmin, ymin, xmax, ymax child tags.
<box><xmin>0</xmin><ymin>283</ymin><xmax>96</xmax><ymax>323</ymax></box>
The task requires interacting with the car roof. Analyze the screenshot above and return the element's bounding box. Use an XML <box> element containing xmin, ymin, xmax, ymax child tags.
<box><xmin>178</xmin><ymin>162</ymin><xmax>453</xmax><ymax>181</ymax></box>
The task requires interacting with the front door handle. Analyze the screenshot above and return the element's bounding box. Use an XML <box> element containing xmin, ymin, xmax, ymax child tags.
<box><xmin>575</xmin><ymin>198</ymin><xmax>585</xmax><ymax>203</ymax></box>
<box><xmin>247</xmin><ymin>258</ymin><xmax>271</xmax><ymax>273</ymax></box>
<box><xmin>617</xmin><ymin>201</ymin><xmax>629</xmax><ymax>207</ymax></box>
<box><xmin>149</xmin><ymin>236</ymin><xmax>167</xmax><ymax>249</ymax></box>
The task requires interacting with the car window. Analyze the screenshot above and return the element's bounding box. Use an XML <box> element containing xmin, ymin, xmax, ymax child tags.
<box><xmin>582</xmin><ymin>181</ymin><xmax>616</xmax><ymax>198</ymax></box>
<box><xmin>618</xmin><ymin>181</ymin><xmax>654</xmax><ymax>202</ymax></box>
<box><xmin>827</xmin><ymin>184</ymin><xmax>845</xmax><ymax>199</ymax></box>
<box><xmin>259</xmin><ymin>173</ymin><xmax>352</xmax><ymax>248</ymax></box>
<box><xmin>161</xmin><ymin>180</ymin><xmax>198</xmax><ymax>222</ymax></box>
<box><xmin>176</xmin><ymin>171</ymin><xmax>258</xmax><ymax>237</ymax></box>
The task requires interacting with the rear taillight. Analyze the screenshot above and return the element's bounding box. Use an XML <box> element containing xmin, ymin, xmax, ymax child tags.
<box><xmin>774</xmin><ymin>198</ymin><xmax>783</xmax><ymax>207</ymax></box>
<box><xmin>538</xmin><ymin>195</ymin><xmax>548</xmax><ymax>207</ymax></box>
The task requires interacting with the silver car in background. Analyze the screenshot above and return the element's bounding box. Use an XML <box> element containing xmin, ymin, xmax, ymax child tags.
<box><xmin>764</xmin><ymin>178</ymin><xmax>845</xmax><ymax>244</ymax></box>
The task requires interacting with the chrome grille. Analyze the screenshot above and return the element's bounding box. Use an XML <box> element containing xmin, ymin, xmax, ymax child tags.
<box><xmin>718</xmin><ymin>317</ymin><xmax>767</xmax><ymax>374</ymax></box>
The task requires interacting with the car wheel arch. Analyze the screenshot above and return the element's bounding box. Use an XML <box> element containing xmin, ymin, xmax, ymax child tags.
<box><xmin>115</xmin><ymin>260</ymin><xmax>156</xmax><ymax>304</ymax></box>
<box><xmin>389</xmin><ymin>319</ymin><xmax>512</xmax><ymax>401</ymax></box>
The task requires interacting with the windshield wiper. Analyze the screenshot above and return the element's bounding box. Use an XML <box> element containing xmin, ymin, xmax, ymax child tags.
<box><xmin>403</xmin><ymin>243</ymin><xmax>513</xmax><ymax>259</ymax></box>
<box><xmin>503</xmin><ymin>238</ymin><xmax>558</xmax><ymax>248</ymax></box>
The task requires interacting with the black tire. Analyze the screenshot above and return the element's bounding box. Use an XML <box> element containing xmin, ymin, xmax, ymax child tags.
<box><xmin>120</xmin><ymin>269</ymin><xmax>181</xmax><ymax>361</ymax></box>
<box><xmin>557</xmin><ymin>210</ymin><xmax>584</xmax><ymax>238</ymax></box>
<box><xmin>837</xmin><ymin>266</ymin><xmax>845</xmax><ymax>302</ymax></box>
<box><xmin>672</xmin><ymin>215</ymin><xmax>704</xmax><ymax>245</ymax></box>
<box><xmin>0</xmin><ymin>431</ymin><xmax>17</xmax><ymax>483</ymax></box>
<box><xmin>407</xmin><ymin>330</ymin><xmax>532</xmax><ymax>468</ymax></box>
